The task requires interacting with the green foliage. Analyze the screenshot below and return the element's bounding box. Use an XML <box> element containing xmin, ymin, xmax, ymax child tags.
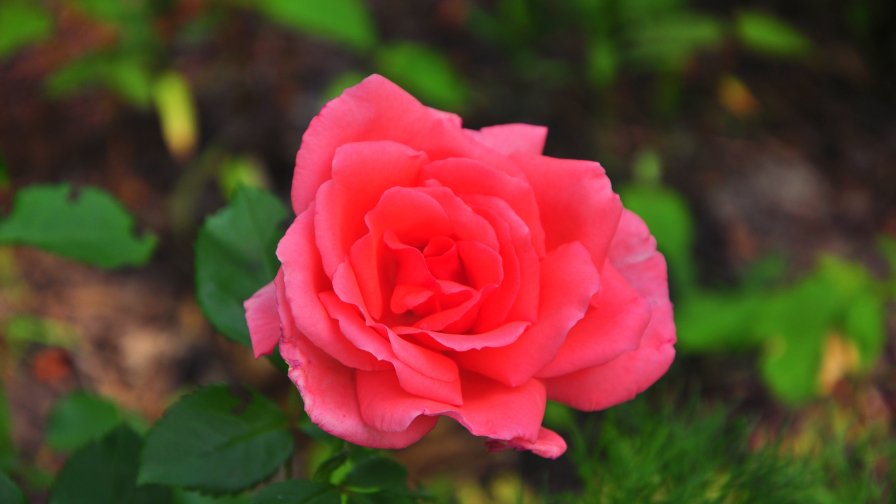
<box><xmin>0</xmin><ymin>184</ymin><xmax>157</xmax><ymax>269</ymax></box>
<box><xmin>174</xmin><ymin>489</ymin><xmax>250</xmax><ymax>504</ymax></box>
<box><xmin>0</xmin><ymin>471</ymin><xmax>25</xmax><ymax>504</ymax></box>
<box><xmin>0</xmin><ymin>389</ymin><xmax>14</xmax><ymax>471</ymax></box>
<box><xmin>138</xmin><ymin>385</ymin><xmax>294</xmax><ymax>495</ymax></box>
<box><xmin>195</xmin><ymin>186</ymin><xmax>287</xmax><ymax>346</ymax></box>
<box><xmin>46</xmin><ymin>52</ymin><xmax>155</xmax><ymax>107</ymax></box>
<box><xmin>46</xmin><ymin>392</ymin><xmax>136</xmax><ymax>453</ymax></box>
<box><xmin>376</xmin><ymin>43</ymin><xmax>470</xmax><ymax>111</ymax></box>
<box><xmin>249</xmin><ymin>0</ymin><xmax>377</xmax><ymax>52</ymax></box>
<box><xmin>735</xmin><ymin>10</ymin><xmax>812</xmax><ymax>58</ymax></box>
<box><xmin>3</xmin><ymin>316</ymin><xmax>78</xmax><ymax>351</ymax></box>
<box><xmin>50</xmin><ymin>425</ymin><xmax>172</xmax><ymax>504</ymax></box>
<box><xmin>0</xmin><ymin>0</ymin><xmax>52</xmax><ymax>59</ymax></box>
<box><xmin>252</xmin><ymin>480</ymin><xmax>340</xmax><ymax>504</ymax></box>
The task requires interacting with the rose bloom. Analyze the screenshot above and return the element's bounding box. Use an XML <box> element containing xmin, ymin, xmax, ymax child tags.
<box><xmin>245</xmin><ymin>75</ymin><xmax>675</xmax><ymax>458</ymax></box>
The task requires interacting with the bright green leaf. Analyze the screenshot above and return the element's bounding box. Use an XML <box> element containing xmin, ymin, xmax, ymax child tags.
<box><xmin>50</xmin><ymin>426</ymin><xmax>172</xmax><ymax>504</ymax></box>
<box><xmin>735</xmin><ymin>11</ymin><xmax>812</xmax><ymax>59</ymax></box>
<box><xmin>139</xmin><ymin>385</ymin><xmax>293</xmax><ymax>495</ymax></box>
<box><xmin>252</xmin><ymin>480</ymin><xmax>340</xmax><ymax>504</ymax></box>
<box><xmin>0</xmin><ymin>471</ymin><xmax>25</xmax><ymax>504</ymax></box>
<box><xmin>0</xmin><ymin>0</ymin><xmax>52</xmax><ymax>59</ymax></box>
<box><xmin>4</xmin><ymin>316</ymin><xmax>78</xmax><ymax>350</ymax></box>
<box><xmin>195</xmin><ymin>186</ymin><xmax>287</xmax><ymax>346</ymax></box>
<box><xmin>376</xmin><ymin>42</ymin><xmax>470</xmax><ymax>111</ymax></box>
<box><xmin>0</xmin><ymin>184</ymin><xmax>156</xmax><ymax>268</ymax></box>
<box><xmin>251</xmin><ymin>0</ymin><xmax>376</xmax><ymax>52</ymax></box>
<box><xmin>675</xmin><ymin>292</ymin><xmax>762</xmax><ymax>351</ymax></box>
<box><xmin>843</xmin><ymin>292</ymin><xmax>885</xmax><ymax>370</ymax></box>
<box><xmin>46</xmin><ymin>392</ymin><xmax>124</xmax><ymax>452</ymax></box>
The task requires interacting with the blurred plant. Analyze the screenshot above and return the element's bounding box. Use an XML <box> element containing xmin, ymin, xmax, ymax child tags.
<box><xmin>621</xmin><ymin>152</ymin><xmax>893</xmax><ymax>404</ymax></box>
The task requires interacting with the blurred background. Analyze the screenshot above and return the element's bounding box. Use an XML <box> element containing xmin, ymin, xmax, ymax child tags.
<box><xmin>0</xmin><ymin>0</ymin><xmax>894</xmax><ymax>502</ymax></box>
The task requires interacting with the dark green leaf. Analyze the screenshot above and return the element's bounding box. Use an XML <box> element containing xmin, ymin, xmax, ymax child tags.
<box><xmin>251</xmin><ymin>0</ymin><xmax>376</xmax><ymax>52</ymax></box>
<box><xmin>342</xmin><ymin>456</ymin><xmax>407</xmax><ymax>492</ymax></box>
<box><xmin>46</xmin><ymin>53</ymin><xmax>154</xmax><ymax>107</ymax></box>
<box><xmin>0</xmin><ymin>471</ymin><xmax>25</xmax><ymax>504</ymax></box>
<box><xmin>628</xmin><ymin>14</ymin><xmax>724</xmax><ymax>71</ymax></box>
<box><xmin>50</xmin><ymin>425</ymin><xmax>172</xmax><ymax>504</ymax></box>
<box><xmin>0</xmin><ymin>388</ymin><xmax>14</xmax><ymax>470</ymax></box>
<box><xmin>46</xmin><ymin>392</ymin><xmax>124</xmax><ymax>452</ymax></box>
<box><xmin>195</xmin><ymin>186</ymin><xmax>287</xmax><ymax>346</ymax></box>
<box><xmin>139</xmin><ymin>385</ymin><xmax>293</xmax><ymax>494</ymax></box>
<box><xmin>174</xmin><ymin>489</ymin><xmax>251</xmax><ymax>504</ymax></box>
<box><xmin>252</xmin><ymin>480</ymin><xmax>340</xmax><ymax>504</ymax></box>
<box><xmin>376</xmin><ymin>42</ymin><xmax>470</xmax><ymax>111</ymax></box>
<box><xmin>312</xmin><ymin>450</ymin><xmax>349</xmax><ymax>483</ymax></box>
<box><xmin>0</xmin><ymin>184</ymin><xmax>156</xmax><ymax>268</ymax></box>
<box><xmin>735</xmin><ymin>11</ymin><xmax>812</xmax><ymax>59</ymax></box>
<box><xmin>0</xmin><ymin>0</ymin><xmax>52</xmax><ymax>59</ymax></box>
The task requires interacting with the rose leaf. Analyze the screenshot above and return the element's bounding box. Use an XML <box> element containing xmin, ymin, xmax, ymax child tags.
<box><xmin>138</xmin><ymin>385</ymin><xmax>294</xmax><ymax>495</ymax></box>
<box><xmin>0</xmin><ymin>471</ymin><xmax>25</xmax><ymax>504</ymax></box>
<box><xmin>195</xmin><ymin>185</ymin><xmax>287</xmax><ymax>347</ymax></box>
<box><xmin>50</xmin><ymin>425</ymin><xmax>172</xmax><ymax>504</ymax></box>
<box><xmin>252</xmin><ymin>480</ymin><xmax>340</xmax><ymax>504</ymax></box>
<box><xmin>0</xmin><ymin>184</ymin><xmax>157</xmax><ymax>268</ymax></box>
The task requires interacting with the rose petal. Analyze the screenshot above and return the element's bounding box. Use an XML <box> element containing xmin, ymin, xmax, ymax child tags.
<box><xmin>609</xmin><ymin>210</ymin><xmax>670</xmax><ymax>303</ymax></box>
<box><xmin>486</xmin><ymin>427</ymin><xmax>567</xmax><ymax>459</ymax></box>
<box><xmin>543</xmin><ymin>301</ymin><xmax>676</xmax><ymax>410</ymax></box>
<box><xmin>536</xmin><ymin>263</ymin><xmax>650</xmax><ymax>378</ymax></box>
<box><xmin>277</xmin><ymin>210</ymin><xmax>383</xmax><ymax>370</ymax></box>
<box><xmin>454</xmin><ymin>242</ymin><xmax>600</xmax><ymax>387</ymax></box>
<box><xmin>395</xmin><ymin>320</ymin><xmax>530</xmax><ymax>352</ymax></box>
<box><xmin>421</xmin><ymin>157</ymin><xmax>545</xmax><ymax>255</ymax></box>
<box><xmin>513</xmin><ymin>154</ymin><xmax>622</xmax><ymax>264</ymax></box>
<box><xmin>276</xmin><ymin>278</ymin><xmax>437</xmax><ymax>448</ymax></box>
<box><xmin>292</xmin><ymin>75</ymin><xmax>504</xmax><ymax>214</ymax></box>
<box><xmin>468</xmin><ymin>124</ymin><xmax>548</xmax><ymax>156</ymax></box>
<box><xmin>314</xmin><ymin>141</ymin><xmax>427</xmax><ymax>276</ymax></box>
<box><xmin>244</xmin><ymin>280</ymin><xmax>281</xmax><ymax>358</ymax></box>
<box><xmin>355</xmin><ymin>370</ymin><xmax>547</xmax><ymax>445</ymax></box>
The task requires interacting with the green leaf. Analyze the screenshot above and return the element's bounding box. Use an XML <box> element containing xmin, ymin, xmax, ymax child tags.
<box><xmin>0</xmin><ymin>471</ymin><xmax>25</xmax><ymax>504</ymax></box>
<box><xmin>735</xmin><ymin>11</ymin><xmax>812</xmax><ymax>59</ymax></box>
<box><xmin>342</xmin><ymin>455</ymin><xmax>408</xmax><ymax>492</ymax></box>
<box><xmin>174</xmin><ymin>489</ymin><xmax>251</xmax><ymax>504</ymax></box>
<box><xmin>620</xmin><ymin>183</ymin><xmax>697</xmax><ymax>298</ymax></box>
<box><xmin>675</xmin><ymin>292</ymin><xmax>762</xmax><ymax>351</ymax></box>
<box><xmin>153</xmin><ymin>71</ymin><xmax>198</xmax><ymax>161</ymax></box>
<box><xmin>628</xmin><ymin>14</ymin><xmax>724</xmax><ymax>71</ymax></box>
<box><xmin>46</xmin><ymin>392</ymin><xmax>124</xmax><ymax>452</ymax></box>
<box><xmin>0</xmin><ymin>388</ymin><xmax>14</xmax><ymax>471</ymax></box>
<box><xmin>50</xmin><ymin>425</ymin><xmax>172</xmax><ymax>504</ymax></box>
<box><xmin>376</xmin><ymin>42</ymin><xmax>470</xmax><ymax>111</ymax></box>
<box><xmin>46</xmin><ymin>53</ymin><xmax>154</xmax><ymax>107</ymax></box>
<box><xmin>251</xmin><ymin>0</ymin><xmax>376</xmax><ymax>52</ymax></box>
<box><xmin>843</xmin><ymin>291</ymin><xmax>885</xmax><ymax>369</ymax></box>
<box><xmin>0</xmin><ymin>184</ymin><xmax>156</xmax><ymax>268</ymax></box>
<box><xmin>4</xmin><ymin>316</ymin><xmax>78</xmax><ymax>350</ymax></box>
<box><xmin>0</xmin><ymin>0</ymin><xmax>53</xmax><ymax>59</ymax></box>
<box><xmin>252</xmin><ymin>480</ymin><xmax>340</xmax><ymax>504</ymax></box>
<box><xmin>139</xmin><ymin>385</ymin><xmax>294</xmax><ymax>495</ymax></box>
<box><xmin>195</xmin><ymin>186</ymin><xmax>287</xmax><ymax>346</ymax></box>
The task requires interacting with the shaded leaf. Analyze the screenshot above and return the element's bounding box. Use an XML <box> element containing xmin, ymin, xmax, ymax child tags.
<box><xmin>50</xmin><ymin>426</ymin><xmax>172</xmax><ymax>504</ymax></box>
<box><xmin>0</xmin><ymin>184</ymin><xmax>156</xmax><ymax>268</ymax></box>
<box><xmin>376</xmin><ymin>42</ymin><xmax>469</xmax><ymax>111</ymax></box>
<box><xmin>0</xmin><ymin>389</ymin><xmax>14</xmax><ymax>470</ymax></box>
<box><xmin>0</xmin><ymin>471</ymin><xmax>24</xmax><ymax>504</ymax></box>
<box><xmin>195</xmin><ymin>186</ymin><xmax>287</xmax><ymax>346</ymax></box>
<box><xmin>139</xmin><ymin>385</ymin><xmax>293</xmax><ymax>495</ymax></box>
<box><xmin>46</xmin><ymin>52</ymin><xmax>154</xmax><ymax>107</ymax></box>
<box><xmin>735</xmin><ymin>11</ymin><xmax>811</xmax><ymax>59</ymax></box>
<box><xmin>174</xmin><ymin>489</ymin><xmax>251</xmax><ymax>504</ymax></box>
<box><xmin>251</xmin><ymin>0</ymin><xmax>376</xmax><ymax>52</ymax></box>
<box><xmin>46</xmin><ymin>392</ymin><xmax>124</xmax><ymax>452</ymax></box>
<box><xmin>342</xmin><ymin>456</ymin><xmax>408</xmax><ymax>492</ymax></box>
<box><xmin>252</xmin><ymin>480</ymin><xmax>340</xmax><ymax>504</ymax></box>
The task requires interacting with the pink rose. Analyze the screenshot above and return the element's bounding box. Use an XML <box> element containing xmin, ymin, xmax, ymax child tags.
<box><xmin>245</xmin><ymin>75</ymin><xmax>675</xmax><ymax>458</ymax></box>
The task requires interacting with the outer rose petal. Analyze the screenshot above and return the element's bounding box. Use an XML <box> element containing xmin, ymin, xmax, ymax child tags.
<box><xmin>355</xmin><ymin>370</ymin><xmax>551</xmax><ymax>451</ymax></box>
<box><xmin>487</xmin><ymin>427</ymin><xmax>567</xmax><ymax>459</ymax></box>
<box><xmin>292</xmin><ymin>75</ymin><xmax>509</xmax><ymax>214</ymax></box>
<box><xmin>276</xmin><ymin>279</ymin><xmax>437</xmax><ymax>448</ymax></box>
<box><xmin>513</xmin><ymin>154</ymin><xmax>622</xmax><ymax>264</ymax></box>
<box><xmin>467</xmin><ymin>124</ymin><xmax>548</xmax><ymax>156</ymax></box>
<box><xmin>544</xmin><ymin>210</ymin><xmax>676</xmax><ymax>410</ymax></box>
<box><xmin>245</xmin><ymin>280</ymin><xmax>281</xmax><ymax>358</ymax></box>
